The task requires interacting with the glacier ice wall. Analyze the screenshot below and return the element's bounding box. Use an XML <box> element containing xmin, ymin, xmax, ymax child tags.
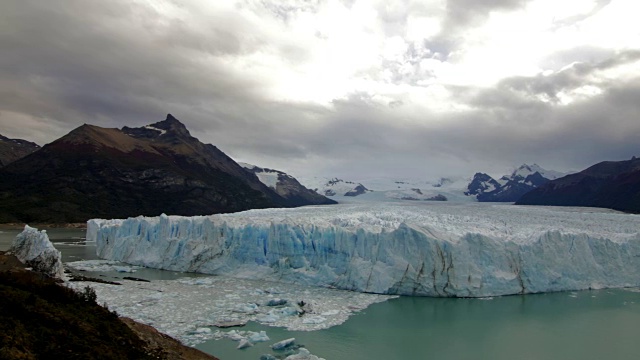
<box><xmin>10</xmin><ymin>225</ymin><xmax>64</xmax><ymax>278</ymax></box>
<box><xmin>89</xmin><ymin>204</ymin><xmax>640</xmax><ymax>297</ymax></box>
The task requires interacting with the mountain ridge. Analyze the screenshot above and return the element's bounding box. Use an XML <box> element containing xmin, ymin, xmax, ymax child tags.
<box><xmin>465</xmin><ymin>164</ymin><xmax>568</xmax><ymax>202</ymax></box>
<box><xmin>516</xmin><ymin>157</ymin><xmax>640</xmax><ymax>212</ymax></box>
<box><xmin>0</xmin><ymin>133</ymin><xmax>40</xmax><ymax>167</ymax></box>
<box><xmin>0</xmin><ymin>114</ymin><xmax>334</xmax><ymax>223</ymax></box>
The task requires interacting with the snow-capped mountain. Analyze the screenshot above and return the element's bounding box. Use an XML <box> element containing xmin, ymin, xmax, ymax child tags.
<box><xmin>303</xmin><ymin>177</ymin><xmax>372</xmax><ymax>197</ymax></box>
<box><xmin>239</xmin><ymin>163</ymin><xmax>336</xmax><ymax>206</ymax></box>
<box><xmin>466</xmin><ymin>164</ymin><xmax>569</xmax><ymax>202</ymax></box>
<box><xmin>301</xmin><ymin>176</ymin><xmax>475</xmax><ymax>202</ymax></box>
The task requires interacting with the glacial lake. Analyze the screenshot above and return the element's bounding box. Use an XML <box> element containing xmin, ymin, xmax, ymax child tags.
<box><xmin>2</xmin><ymin>227</ymin><xmax>640</xmax><ymax>360</ymax></box>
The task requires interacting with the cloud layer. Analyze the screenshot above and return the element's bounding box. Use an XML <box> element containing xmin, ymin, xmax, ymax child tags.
<box><xmin>1</xmin><ymin>0</ymin><xmax>639</xmax><ymax>180</ymax></box>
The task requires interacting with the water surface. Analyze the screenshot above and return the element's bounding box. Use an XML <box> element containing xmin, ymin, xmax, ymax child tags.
<box><xmin>197</xmin><ymin>289</ymin><xmax>640</xmax><ymax>360</ymax></box>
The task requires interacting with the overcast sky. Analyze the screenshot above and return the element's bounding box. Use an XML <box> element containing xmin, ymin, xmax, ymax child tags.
<box><xmin>1</xmin><ymin>0</ymin><xmax>639</xmax><ymax>180</ymax></box>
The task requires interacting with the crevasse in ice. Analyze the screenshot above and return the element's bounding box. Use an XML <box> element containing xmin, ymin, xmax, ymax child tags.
<box><xmin>88</xmin><ymin>203</ymin><xmax>640</xmax><ymax>297</ymax></box>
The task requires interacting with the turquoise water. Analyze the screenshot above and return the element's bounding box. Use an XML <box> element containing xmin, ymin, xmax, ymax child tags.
<box><xmin>4</xmin><ymin>228</ymin><xmax>640</xmax><ymax>359</ymax></box>
<box><xmin>198</xmin><ymin>289</ymin><xmax>640</xmax><ymax>360</ymax></box>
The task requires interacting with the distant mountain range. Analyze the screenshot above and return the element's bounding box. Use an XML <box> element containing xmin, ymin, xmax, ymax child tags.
<box><xmin>0</xmin><ymin>114</ymin><xmax>334</xmax><ymax>223</ymax></box>
<box><xmin>516</xmin><ymin>157</ymin><xmax>640</xmax><ymax>213</ymax></box>
<box><xmin>0</xmin><ymin>134</ymin><xmax>40</xmax><ymax>167</ymax></box>
<box><xmin>465</xmin><ymin>164</ymin><xmax>567</xmax><ymax>202</ymax></box>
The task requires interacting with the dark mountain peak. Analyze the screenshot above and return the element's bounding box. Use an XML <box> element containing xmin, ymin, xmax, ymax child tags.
<box><xmin>152</xmin><ymin>114</ymin><xmax>190</xmax><ymax>135</ymax></box>
<box><xmin>123</xmin><ymin>114</ymin><xmax>192</xmax><ymax>141</ymax></box>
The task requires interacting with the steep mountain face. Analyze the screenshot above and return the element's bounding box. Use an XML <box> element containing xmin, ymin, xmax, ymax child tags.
<box><xmin>516</xmin><ymin>157</ymin><xmax>640</xmax><ymax>213</ymax></box>
<box><xmin>0</xmin><ymin>134</ymin><xmax>40</xmax><ymax>167</ymax></box>
<box><xmin>0</xmin><ymin>114</ymin><xmax>332</xmax><ymax>223</ymax></box>
<box><xmin>239</xmin><ymin>163</ymin><xmax>336</xmax><ymax>206</ymax></box>
<box><xmin>465</xmin><ymin>164</ymin><xmax>567</xmax><ymax>202</ymax></box>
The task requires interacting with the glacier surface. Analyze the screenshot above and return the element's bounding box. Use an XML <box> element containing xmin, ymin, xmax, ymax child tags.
<box><xmin>89</xmin><ymin>203</ymin><xmax>640</xmax><ymax>297</ymax></box>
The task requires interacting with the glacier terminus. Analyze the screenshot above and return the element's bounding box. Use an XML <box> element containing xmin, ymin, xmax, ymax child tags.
<box><xmin>88</xmin><ymin>203</ymin><xmax>640</xmax><ymax>297</ymax></box>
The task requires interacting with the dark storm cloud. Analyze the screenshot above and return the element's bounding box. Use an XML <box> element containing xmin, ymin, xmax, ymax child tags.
<box><xmin>0</xmin><ymin>0</ymin><xmax>278</xmax><ymax>142</ymax></box>
<box><xmin>467</xmin><ymin>50</ymin><xmax>640</xmax><ymax>106</ymax></box>
<box><xmin>1</xmin><ymin>0</ymin><xmax>639</xmax><ymax>180</ymax></box>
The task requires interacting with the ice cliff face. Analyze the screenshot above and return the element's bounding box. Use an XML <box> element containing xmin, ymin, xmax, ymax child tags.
<box><xmin>89</xmin><ymin>204</ymin><xmax>640</xmax><ymax>297</ymax></box>
<box><xmin>10</xmin><ymin>225</ymin><xmax>64</xmax><ymax>278</ymax></box>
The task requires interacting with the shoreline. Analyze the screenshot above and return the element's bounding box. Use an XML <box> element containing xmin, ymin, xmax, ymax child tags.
<box><xmin>0</xmin><ymin>223</ymin><xmax>87</xmax><ymax>230</ymax></box>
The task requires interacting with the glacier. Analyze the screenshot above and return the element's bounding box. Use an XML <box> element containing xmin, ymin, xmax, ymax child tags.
<box><xmin>89</xmin><ymin>203</ymin><xmax>640</xmax><ymax>297</ymax></box>
<box><xmin>10</xmin><ymin>225</ymin><xmax>64</xmax><ymax>278</ymax></box>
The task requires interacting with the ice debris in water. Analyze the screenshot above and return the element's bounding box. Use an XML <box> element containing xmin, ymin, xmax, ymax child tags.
<box><xmin>271</xmin><ymin>338</ymin><xmax>296</xmax><ymax>350</ymax></box>
<box><xmin>65</xmin><ymin>259</ymin><xmax>139</xmax><ymax>273</ymax></box>
<box><xmin>65</xmin><ymin>275</ymin><xmax>393</xmax><ymax>346</ymax></box>
<box><xmin>284</xmin><ymin>348</ymin><xmax>326</xmax><ymax>360</ymax></box>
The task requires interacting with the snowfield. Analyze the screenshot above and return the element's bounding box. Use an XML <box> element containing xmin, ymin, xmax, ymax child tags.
<box><xmin>89</xmin><ymin>202</ymin><xmax>640</xmax><ymax>297</ymax></box>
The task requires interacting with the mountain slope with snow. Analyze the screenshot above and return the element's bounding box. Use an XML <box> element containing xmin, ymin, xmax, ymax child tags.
<box><xmin>302</xmin><ymin>177</ymin><xmax>372</xmax><ymax>197</ymax></box>
<box><xmin>239</xmin><ymin>163</ymin><xmax>336</xmax><ymax>206</ymax></box>
<box><xmin>90</xmin><ymin>203</ymin><xmax>640</xmax><ymax>297</ymax></box>
<box><xmin>466</xmin><ymin>164</ymin><xmax>569</xmax><ymax>202</ymax></box>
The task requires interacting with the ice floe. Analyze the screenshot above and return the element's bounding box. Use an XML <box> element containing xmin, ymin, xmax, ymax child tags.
<box><xmin>66</xmin><ymin>275</ymin><xmax>393</xmax><ymax>346</ymax></box>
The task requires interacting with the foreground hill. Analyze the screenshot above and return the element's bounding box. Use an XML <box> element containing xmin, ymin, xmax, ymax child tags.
<box><xmin>0</xmin><ymin>252</ymin><xmax>217</xmax><ymax>359</ymax></box>
<box><xmin>465</xmin><ymin>164</ymin><xmax>567</xmax><ymax>202</ymax></box>
<box><xmin>516</xmin><ymin>157</ymin><xmax>640</xmax><ymax>213</ymax></box>
<box><xmin>0</xmin><ymin>134</ymin><xmax>40</xmax><ymax>167</ymax></box>
<box><xmin>0</xmin><ymin>114</ymin><xmax>334</xmax><ymax>223</ymax></box>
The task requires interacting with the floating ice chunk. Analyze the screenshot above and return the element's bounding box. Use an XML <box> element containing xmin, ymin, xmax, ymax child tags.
<box><xmin>257</xmin><ymin>314</ymin><xmax>279</xmax><ymax>323</ymax></box>
<box><xmin>192</xmin><ymin>327</ymin><xmax>212</xmax><ymax>334</ymax></box>
<box><xmin>10</xmin><ymin>225</ymin><xmax>63</xmax><ymax>278</ymax></box>
<box><xmin>260</xmin><ymin>355</ymin><xmax>277</xmax><ymax>360</ymax></box>
<box><xmin>225</xmin><ymin>330</ymin><xmax>245</xmax><ymax>342</ymax></box>
<box><xmin>234</xmin><ymin>303</ymin><xmax>259</xmax><ymax>314</ymax></box>
<box><xmin>248</xmin><ymin>331</ymin><xmax>270</xmax><ymax>343</ymax></box>
<box><xmin>285</xmin><ymin>348</ymin><xmax>326</xmax><ymax>360</ymax></box>
<box><xmin>266</xmin><ymin>298</ymin><xmax>288</xmax><ymax>306</ymax></box>
<box><xmin>320</xmin><ymin>310</ymin><xmax>339</xmax><ymax>316</ymax></box>
<box><xmin>272</xmin><ymin>338</ymin><xmax>296</xmax><ymax>350</ymax></box>
<box><xmin>237</xmin><ymin>339</ymin><xmax>253</xmax><ymax>349</ymax></box>
<box><xmin>302</xmin><ymin>316</ymin><xmax>326</xmax><ymax>324</ymax></box>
